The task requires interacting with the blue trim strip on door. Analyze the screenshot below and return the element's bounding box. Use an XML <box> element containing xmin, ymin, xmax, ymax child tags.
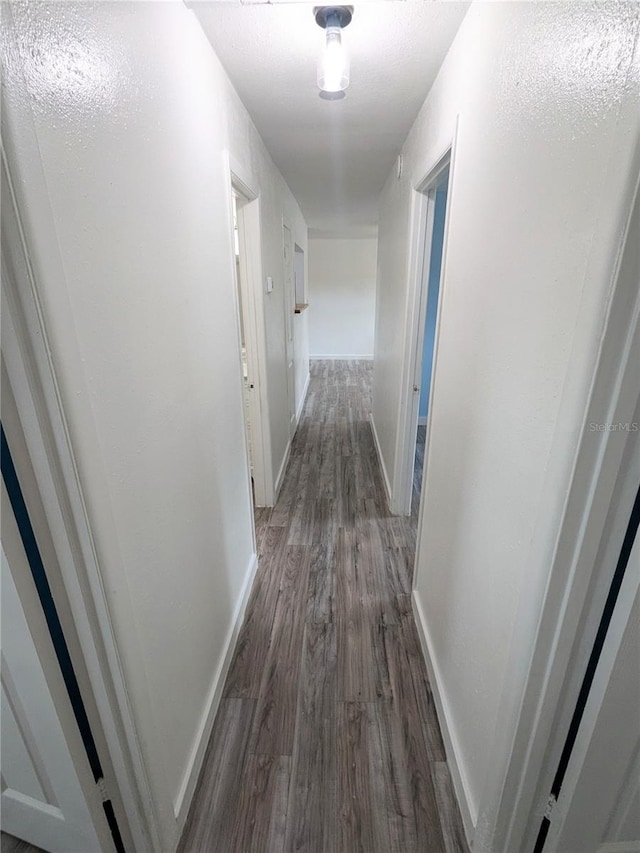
<box><xmin>1</xmin><ymin>424</ymin><xmax>126</xmax><ymax>853</ymax></box>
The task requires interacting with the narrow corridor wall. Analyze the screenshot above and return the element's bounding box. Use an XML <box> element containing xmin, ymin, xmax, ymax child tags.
<box><xmin>1</xmin><ymin>1</ymin><xmax>307</xmax><ymax>847</ymax></box>
<box><xmin>309</xmin><ymin>238</ymin><xmax>377</xmax><ymax>359</ymax></box>
<box><xmin>372</xmin><ymin>1</ymin><xmax>640</xmax><ymax>844</ymax></box>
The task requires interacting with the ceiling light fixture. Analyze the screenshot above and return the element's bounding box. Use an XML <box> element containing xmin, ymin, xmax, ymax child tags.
<box><xmin>314</xmin><ymin>6</ymin><xmax>353</xmax><ymax>98</ymax></box>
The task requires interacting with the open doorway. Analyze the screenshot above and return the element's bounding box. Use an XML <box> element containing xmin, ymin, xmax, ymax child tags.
<box><xmin>407</xmin><ymin>161</ymin><xmax>451</xmax><ymax>520</ymax></box>
<box><xmin>230</xmin><ymin>179</ymin><xmax>273</xmax><ymax>508</ymax></box>
<box><xmin>282</xmin><ymin>223</ymin><xmax>296</xmax><ymax>440</ymax></box>
<box><xmin>232</xmin><ymin>190</ymin><xmax>256</xmax><ymax>508</ymax></box>
<box><xmin>294</xmin><ymin>243</ymin><xmax>306</xmax><ymax>309</ymax></box>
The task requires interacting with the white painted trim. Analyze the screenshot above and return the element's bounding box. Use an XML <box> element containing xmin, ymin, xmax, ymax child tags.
<box><xmin>369</xmin><ymin>413</ymin><xmax>392</xmax><ymax>512</ymax></box>
<box><xmin>310</xmin><ymin>354</ymin><xmax>374</xmax><ymax>360</ymax></box>
<box><xmin>598</xmin><ymin>844</ymin><xmax>640</xmax><ymax>853</ymax></box>
<box><xmin>606</xmin><ymin>733</ymin><xmax>640</xmax><ymax>846</ymax></box>
<box><xmin>392</xmin><ymin>181</ymin><xmax>432</xmax><ymax>516</ymax></box>
<box><xmin>227</xmin><ymin>175</ymin><xmax>257</xmax><ymax>549</ymax></box>
<box><xmin>393</xmin><ymin>126</ymin><xmax>459</xmax><ymax>517</ymax></box>
<box><xmin>226</xmin><ymin>150</ymin><xmax>274</xmax><ymax>508</ymax></box>
<box><xmin>544</xmin><ymin>541</ymin><xmax>640</xmax><ymax>852</ymax></box>
<box><xmin>274</xmin><ymin>369</ymin><xmax>309</xmax><ymax>502</ymax></box>
<box><xmin>1</xmin><ymin>450</ymin><xmax>112</xmax><ymax>852</ymax></box>
<box><xmin>296</xmin><ymin>371</ymin><xmax>311</xmax><ymax>424</ymax></box>
<box><xmin>1</xmin><ymin>144</ymin><xmax>160</xmax><ymax>850</ymax></box>
<box><xmin>282</xmin><ymin>218</ymin><xmax>297</xmax><ymax>441</ymax></box>
<box><xmin>228</xmin><ymin>152</ymin><xmax>256</xmax><ymax>203</ymax></box>
<box><xmin>412</xmin><ymin>590</ymin><xmax>476</xmax><ymax>845</ymax></box>
<box><xmin>173</xmin><ymin>551</ymin><xmax>258</xmax><ymax>824</ymax></box>
<box><xmin>473</xmin><ymin>164</ymin><xmax>640</xmax><ymax>853</ymax></box>
<box><xmin>274</xmin><ymin>437</ymin><xmax>293</xmax><ymax>500</ymax></box>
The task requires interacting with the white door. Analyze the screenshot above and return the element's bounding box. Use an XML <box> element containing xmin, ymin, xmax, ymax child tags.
<box><xmin>283</xmin><ymin>223</ymin><xmax>296</xmax><ymax>436</ymax></box>
<box><xmin>1</xmin><ymin>484</ymin><xmax>102</xmax><ymax>853</ymax></box>
<box><xmin>546</xmin><ymin>511</ymin><xmax>640</xmax><ymax>853</ymax></box>
<box><xmin>233</xmin><ymin>192</ymin><xmax>255</xmax><ymax>479</ymax></box>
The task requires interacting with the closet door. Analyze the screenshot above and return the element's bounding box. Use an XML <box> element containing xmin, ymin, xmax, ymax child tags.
<box><xmin>1</xmin><ymin>481</ymin><xmax>101</xmax><ymax>852</ymax></box>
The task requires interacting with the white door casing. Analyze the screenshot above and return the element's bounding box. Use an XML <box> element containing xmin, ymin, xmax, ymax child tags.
<box><xmin>393</xmin><ymin>133</ymin><xmax>457</xmax><ymax>519</ymax></box>
<box><xmin>229</xmin><ymin>155</ymin><xmax>275</xmax><ymax>507</ymax></box>
<box><xmin>473</xmin><ymin>157</ymin><xmax>640</xmax><ymax>853</ymax></box>
<box><xmin>2</xmin><ymin>129</ymin><xmax>158</xmax><ymax>849</ymax></box>
<box><xmin>283</xmin><ymin>223</ymin><xmax>296</xmax><ymax>438</ymax></box>
<box><xmin>548</xmin><ymin>526</ymin><xmax>640</xmax><ymax>852</ymax></box>
<box><xmin>1</xmin><ymin>485</ymin><xmax>102</xmax><ymax>852</ymax></box>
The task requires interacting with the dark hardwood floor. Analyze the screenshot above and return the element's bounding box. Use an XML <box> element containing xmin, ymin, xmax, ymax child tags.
<box><xmin>0</xmin><ymin>834</ymin><xmax>44</xmax><ymax>853</ymax></box>
<box><xmin>179</xmin><ymin>360</ymin><xmax>467</xmax><ymax>853</ymax></box>
<box><xmin>412</xmin><ymin>424</ymin><xmax>427</xmax><ymax>521</ymax></box>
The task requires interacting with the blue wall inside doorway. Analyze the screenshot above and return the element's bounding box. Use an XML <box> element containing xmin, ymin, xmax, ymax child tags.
<box><xmin>419</xmin><ymin>179</ymin><xmax>448</xmax><ymax>420</ymax></box>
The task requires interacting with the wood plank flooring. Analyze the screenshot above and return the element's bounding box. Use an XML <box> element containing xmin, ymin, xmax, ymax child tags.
<box><xmin>0</xmin><ymin>835</ymin><xmax>44</xmax><ymax>853</ymax></box>
<box><xmin>412</xmin><ymin>424</ymin><xmax>426</xmax><ymax>521</ymax></box>
<box><xmin>179</xmin><ymin>360</ymin><xmax>467</xmax><ymax>853</ymax></box>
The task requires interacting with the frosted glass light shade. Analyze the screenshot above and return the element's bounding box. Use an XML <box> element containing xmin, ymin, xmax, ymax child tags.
<box><xmin>317</xmin><ymin>26</ymin><xmax>349</xmax><ymax>92</ymax></box>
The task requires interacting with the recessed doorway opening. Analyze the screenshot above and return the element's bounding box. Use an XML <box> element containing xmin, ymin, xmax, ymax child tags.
<box><xmin>398</xmin><ymin>152</ymin><xmax>452</xmax><ymax>525</ymax></box>
<box><xmin>232</xmin><ymin>190</ymin><xmax>255</xmax><ymax>506</ymax></box>
<box><xmin>230</xmin><ymin>175</ymin><xmax>273</xmax><ymax>509</ymax></box>
<box><xmin>294</xmin><ymin>243</ymin><xmax>307</xmax><ymax>311</ymax></box>
<box><xmin>411</xmin><ymin>166</ymin><xmax>449</xmax><ymax>518</ymax></box>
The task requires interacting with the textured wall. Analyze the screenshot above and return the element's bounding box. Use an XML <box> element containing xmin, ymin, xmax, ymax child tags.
<box><xmin>372</xmin><ymin>1</ymin><xmax>640</xmax><ymax>839</ymax></box>
<box><xmin>2</xmin><ymin>1</ymin><xmax>307</xmax><ymax>845</ymax></box>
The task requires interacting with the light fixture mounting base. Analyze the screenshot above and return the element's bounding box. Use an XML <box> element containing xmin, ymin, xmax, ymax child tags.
<box><xmin>314</xmin><ymin>6</ymin><xmax>353</xmax><ymax>29</ymax></box>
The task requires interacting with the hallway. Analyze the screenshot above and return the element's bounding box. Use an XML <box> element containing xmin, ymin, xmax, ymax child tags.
<box><xmin>179</xmin><ymin>360</ymin><xmax>467</xmax><ymax>853</ymax></box>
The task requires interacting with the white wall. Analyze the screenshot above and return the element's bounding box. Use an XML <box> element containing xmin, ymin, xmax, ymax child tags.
<box><xmin>372</xmin><ymin>1</ymin><xmax>640</xmax><ymax>844</ymax></box>
<box><xmin>2</xmin><ymin>1</ymin><xmax>307</xmax><ymax>847</ymax></box>
<box><xmin>309</xmin><ymin>238</ymin><xmax>377</xmax><ymax>358</ymax></box>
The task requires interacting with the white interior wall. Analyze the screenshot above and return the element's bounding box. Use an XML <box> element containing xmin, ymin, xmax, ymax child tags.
<box><xmin>309</xmin><ymin>238</ymin><xmax>378</xmax><ymax>359</ymax></box>
<box><xmin>1</xmin><ymin>1</ymin><xmax>307</xmax><ymax>846</ymax></box>
<box><xmin>372</xmin><ymin>1</ymin><xmax>640</xmax><ymax>842</ymax></box>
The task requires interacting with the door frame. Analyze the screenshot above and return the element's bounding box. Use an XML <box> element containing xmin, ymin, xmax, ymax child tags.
<box><xmin>282</xmin><ymin>218</ymin><xmax>297</xmax><ymax>441</ymax></box>
<box><xmin>393</xmin><ymin>131</ymin><xmax>458</xmax><ymax>519</ymax></box>
<box><xmin>1</xmin><ymin>145</ymin><xmax>161</xmax><ymax>851</ymax></box>
<box><xmin>543</xmin><ymin>488</ymin><xmax>640</xmax><ymax>852</ymax></box>
<box><xmin>1</xmin><ymin>446</ymin><xmax>111</xmax><ymax>852</ymax></box>
<box><xmin>226</xmin><ymin>153</ymin><xmax>274</xmax><ymax>507</ymax></box>
<box><xmin>472</xmin><ymin>165</ymin><xmax>640</xmax><ymax>853</ymax></box>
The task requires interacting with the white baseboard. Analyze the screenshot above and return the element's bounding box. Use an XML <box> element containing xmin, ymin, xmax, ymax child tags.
<box><xmin>418</xmin><ymin>416</ymin><xmax>428</xmax><ymax>426</ymax></box>
<box><xmin>296</xmin><ymin>372</ymin><xmax>310</xmax><ymax>424</ymax></box>
<box><xmin>369</xmin><ymin>412</ymin><xmax>392</xmax><ymax>512</ymax></box>
<box><xmin>173</xmin><ymin>551</ymin><xmax>259</xmax><ymax>825</ymax></box>
<box><xmin>273</xmin><ymin>375</ymin><xmax>309</xmax><ymax>503</ymax></box>
<box><xmin>310</xmin><ymin>354</ymin><xmax>374</xmax><ymax>360</ymax></box>
<box><xmin>274</xmin><ymin>437</ymin><xmax>292</xmax><ymax>500</ymax></box>
<box><xmin>412</xmin><ymin>590</ymin><xmax>476</xmax><ymax>846</ymax></box>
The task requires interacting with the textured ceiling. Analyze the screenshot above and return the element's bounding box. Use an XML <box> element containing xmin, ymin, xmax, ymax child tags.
<box><xmin>194</xmin><ymin>2</ymin><xmax>470</xmax><ymax>236</ymax></box>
